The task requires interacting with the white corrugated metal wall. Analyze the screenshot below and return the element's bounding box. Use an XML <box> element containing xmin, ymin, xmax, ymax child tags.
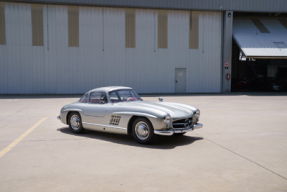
<box><xmin>0</xmin><ymin>2</ymin><xmax>222</xmax><ymax>94</ymax></box>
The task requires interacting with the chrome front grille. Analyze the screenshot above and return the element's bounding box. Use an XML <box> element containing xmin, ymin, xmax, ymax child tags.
<box><xmin>172</xmin><ymin>117</ymin><xmax>193</xmax><ymax>129</ymax></box>
<box><xmin>109</xmin><ymin>115</ymin><xmax>121</xmax><ymax>125</ymax></box>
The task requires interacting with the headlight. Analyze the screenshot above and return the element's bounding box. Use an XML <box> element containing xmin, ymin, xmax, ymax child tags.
<box><xmin>195</xmin><ymin>110</ymin><xmax>200</xmax><ymax>121</ymax></box>
<box><xmin>164</xmin><ymin>115</ymin><xmax>171</xmax><ymax>127</ymax></box>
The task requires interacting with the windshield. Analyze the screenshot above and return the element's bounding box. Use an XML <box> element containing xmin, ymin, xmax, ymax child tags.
<box><xmin>109</xmin><ymin>89</ymin><xmax>142</xmax><ymax>103</ymax></box>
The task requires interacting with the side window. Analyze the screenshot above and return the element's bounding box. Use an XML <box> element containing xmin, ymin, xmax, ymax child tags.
<box><xmin>101</xmin><ymin>92</ymin><xmax>107</xmax><ymax>104</ymax></box>
<box><xmin>79</xmin><ymin>93</ymin><xmax>89</xmax><ymax>103</ymax></box>
<box><xmin>118</xmin><ymin>90</ymin><xmax>133</xmax><ymax>100</ymax></box>
<box><xmin>109</xmin><ymin>91</ymin><xmax>120</xmax><ymax>103</ymax></box>
<box><xmin>89</xmin><ymin>92</ymin><xmax>101</xmax><ymax>104</ymax></box>
<box><xmin>89</xmin><ymin>92</ymin><xmax>108</xmax><ymax>104</ymax></box>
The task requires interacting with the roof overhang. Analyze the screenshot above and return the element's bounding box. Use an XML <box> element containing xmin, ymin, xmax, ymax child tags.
<box><xmin>4</xmin><ymin>0</ymin><xmax>287</xmax><ymax>12</ymax></box>
<box><xmin>233</xmin><ymin>17</ymin><xmax>287</xmax><ymax>60</ymax></box>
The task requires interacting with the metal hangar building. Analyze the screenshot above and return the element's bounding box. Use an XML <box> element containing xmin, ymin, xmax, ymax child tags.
<box><xmin>0</xmin><ymin>0</ymin><xmax>287</xmax><ymax>94</ymax></box>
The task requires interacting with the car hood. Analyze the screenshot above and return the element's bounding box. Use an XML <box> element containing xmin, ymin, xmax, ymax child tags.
<box><xmin>115</xmin><ymin>101</ymin><xmax>197</xmax><ymax>119</ymax></box>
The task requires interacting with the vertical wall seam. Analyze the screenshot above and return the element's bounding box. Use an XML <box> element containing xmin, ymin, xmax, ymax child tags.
<box><xmin>31</xmin><ymin>4</ymin><xmax>44</xmax><ymax>46</ymax></box>
<box><xmin>189</xmin><ymin>11</ymin><xmax>199</xmax><ymax>49</ymax></box>
<box><xmin>0</xmin><ymin>2</ymin><xmax>6</xmax><ymax>45</ymax></box>
<box><xmin>102</xmin><ymin>7</ymin><xmax>104</xmax><ymax>51</ymax></box>
<box><xmin>125</xmin><ymin>8</ymin><xmax>135</xmax><ymax>48</ymax></box>
<box><xmin>46</xmin><ymin>4</ymin><xmax>49</xmax><ymax>50</ymax></box>
<box><xmin>68</xmin><ymin>5</ymin><xmax>79</xmax><ymax>47</ymax></box>
<box><xmin>158</xmin><ymin>10</ymin><xmax>168</xmax><ymax>49</ymax></box>
<box><xmin>154</xmin><ymin>10</ymin><xmax>156</xmax><ymax>52</ymax></box>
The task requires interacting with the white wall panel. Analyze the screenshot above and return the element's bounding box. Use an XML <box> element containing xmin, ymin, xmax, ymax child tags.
<box><xmin>188</xmin><ymin>11</ymin><xmax>222</xmax><ymax>93</ymax></box>
<box><xmin>103</xmin><ymin>8</ymin><xmax>125</xmax><ymax>88</ymax></box>
<box><xmin>166</xmin><ymin>10</ymin><xmax>189</xmax><ymax>93</ymax></box>
<box><xmin>132</xmin><ymin>9</ymin><xmax>156</xmax><ymax>93</ymax></box>
<box><xmin>5</xmin><ymin>3</ymin><xmax>34</xmax><ymax>94</ymax></box>
<box><xmin>0</xmin><ymin>2</ymin><xmax>222</xmax><ymax>94</ymax></box>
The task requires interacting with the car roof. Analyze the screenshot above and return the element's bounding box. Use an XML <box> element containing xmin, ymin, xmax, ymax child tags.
<box><xmin>88</xmin><ymin>86</ymin><xmax>133</xmax><ymax>93</ymax></box>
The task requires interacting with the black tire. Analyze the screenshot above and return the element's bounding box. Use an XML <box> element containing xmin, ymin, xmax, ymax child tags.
<box><xmin>68</xmin><ymin>112</ymin><xmax>85</xmax><ymax>133</ymax></box>
<box><xmin>173</xmin><ymin>132</ymin><xmax>186</xmax><ymax>136</ymax></box>
<box><xmin>132</xmin><ymin>117</ymin><xmax>154</xmax><ymax>144</ymax></box>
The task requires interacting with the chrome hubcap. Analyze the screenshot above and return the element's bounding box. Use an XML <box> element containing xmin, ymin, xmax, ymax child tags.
<box><xmin>70</xmin><ymin>115</ymin><xmax>80</xmax><ymax>130</ymax></box>
<box><xmin>135</xmin><ymin>121</ymin><xmax>149</xmax><ymax>140</ymax></box>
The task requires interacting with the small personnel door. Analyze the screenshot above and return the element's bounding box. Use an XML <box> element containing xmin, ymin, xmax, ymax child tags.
<box><xmin>175</xmin><ymin>68</ymin><xmax>186</xmax><ymax>93</ymax></box>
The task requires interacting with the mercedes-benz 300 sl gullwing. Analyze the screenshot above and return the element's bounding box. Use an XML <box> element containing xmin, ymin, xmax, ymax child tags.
<box><xmin>57</xmin><ymin>86</ymin><xmax>203</xmax><ymax>144</ymax></box>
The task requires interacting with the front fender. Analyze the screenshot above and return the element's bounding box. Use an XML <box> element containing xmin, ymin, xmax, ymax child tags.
<box><xmin>112</xmin><ymin>111</ymin><xmax>157</xmax><ymax>119</ymax></box>
<box><xmin>113</xmin><ymin>112</ymin><xmax>167</xmax><ymax>131</ymax></box>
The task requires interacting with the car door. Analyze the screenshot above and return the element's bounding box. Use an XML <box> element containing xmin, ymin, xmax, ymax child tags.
<box><xmin>82</xmin><ymin>92</ymin><xmax>108</xmax><ymax>120</ymax></box>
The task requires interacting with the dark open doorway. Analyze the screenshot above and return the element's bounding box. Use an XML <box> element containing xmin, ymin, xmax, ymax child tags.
<box><xmin>231</xmin><ymin>39</ymin><xmax>287</xmax><ymax>92</ymax></box>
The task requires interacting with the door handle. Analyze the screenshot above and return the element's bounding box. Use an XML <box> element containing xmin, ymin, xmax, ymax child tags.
<box><xmin>175</xmin><ymin>80</ymin><xmax>177</xmax><ymax>83</ymax></box>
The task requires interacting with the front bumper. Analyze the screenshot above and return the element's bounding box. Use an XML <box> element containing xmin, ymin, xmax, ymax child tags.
<box><xmin>154</xmin><ymin>123</ymin><xmax>203</xmax><ymax>136</ymax></box>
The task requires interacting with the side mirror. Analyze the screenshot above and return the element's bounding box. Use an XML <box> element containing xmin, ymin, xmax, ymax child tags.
<box><xmin>159</xmin><ymin>97</ymin><xmax>163</xmax><ymax>102</ymax></box>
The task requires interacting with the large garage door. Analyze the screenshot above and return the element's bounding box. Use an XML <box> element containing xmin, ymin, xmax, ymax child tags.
<box><xmin>232</xmin><ymin>17</ymin><xmax>287</xmax><ymax>92</ymax></box>
<box><xmin>233</xmin><ymin>17</ymin><xmax>287</xmax><ymax>59</ymax></box>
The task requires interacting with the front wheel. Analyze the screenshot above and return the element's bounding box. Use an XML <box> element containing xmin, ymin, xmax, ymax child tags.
<box><xmin>68</xmin><ymin>112</ymin><xmax>85</xmax><ymax>133</ymax></box>
<box><xmin>132</xmin><ymin>118</ymin><xmax>154</xmax><ymax>144</ymax></box>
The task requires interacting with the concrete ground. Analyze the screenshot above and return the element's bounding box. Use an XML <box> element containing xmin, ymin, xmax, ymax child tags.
<box><xmin>0</xmin><ymin>93</ymin><xmax>287</xmax><ymax>192</ymax></box>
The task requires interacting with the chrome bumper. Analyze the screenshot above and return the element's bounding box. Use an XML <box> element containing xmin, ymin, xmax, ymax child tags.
<box><xmin>154</xmin><ymin>123</ymin><xmax>203</xmax><ymax>136</ymax></box>
<box><xmin>57</xmin><ymin>116</ymin><xmax>61</xmax><ymax>120</ymax></box>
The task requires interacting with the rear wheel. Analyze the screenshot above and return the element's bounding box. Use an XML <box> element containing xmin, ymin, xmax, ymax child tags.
<box><xmin>132</xmin><ymin>118</ymin><xmax>154</xmax><ymax>144</ymax></box>
<box><xmin>68</xmin><ymin>112</ymin><xmax>85</xmax><ymax>133</ymax></box>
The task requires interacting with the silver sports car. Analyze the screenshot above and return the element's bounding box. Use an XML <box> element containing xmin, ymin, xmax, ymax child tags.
<box><xmin>57</xmin><ymin>86</ymin><xmax>203</xmax><ymax>144</ymax></box>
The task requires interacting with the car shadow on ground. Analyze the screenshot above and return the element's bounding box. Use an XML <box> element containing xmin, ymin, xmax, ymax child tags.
<box><xmin>57</xmin><ymin>127</ymin><xmax>203</xmax><ymax>149</ymax></box>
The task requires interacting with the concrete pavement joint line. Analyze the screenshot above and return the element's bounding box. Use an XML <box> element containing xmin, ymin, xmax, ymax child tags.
<box><xmin>0</xmin><ymin>115</ymin><xmax>51</xmax><ymax>117</ymax></box>
<box><xmin>17</xmin><ymin>138</ymin><xmax>90</xmax><ymax>142</ymax></box>
<box><xmin>10</xmin><ymin>103</ymin><xmax>36</xmax><ymax>117</ymax></box>
<box><xmin>194</xmin><ymin>133</ymin><xmax>287</xmax><ymax>181</ymax></box>
<box><xmin>0</xmin><ymin>117</ymin><xmax>48</xmax><ymax>158</ymax></box>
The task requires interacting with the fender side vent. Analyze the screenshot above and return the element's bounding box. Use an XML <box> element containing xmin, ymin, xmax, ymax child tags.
<box><xmin>109</xmin><ymin>115</ymin><xmax>121</xmax><ymax>125</ymax></box>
